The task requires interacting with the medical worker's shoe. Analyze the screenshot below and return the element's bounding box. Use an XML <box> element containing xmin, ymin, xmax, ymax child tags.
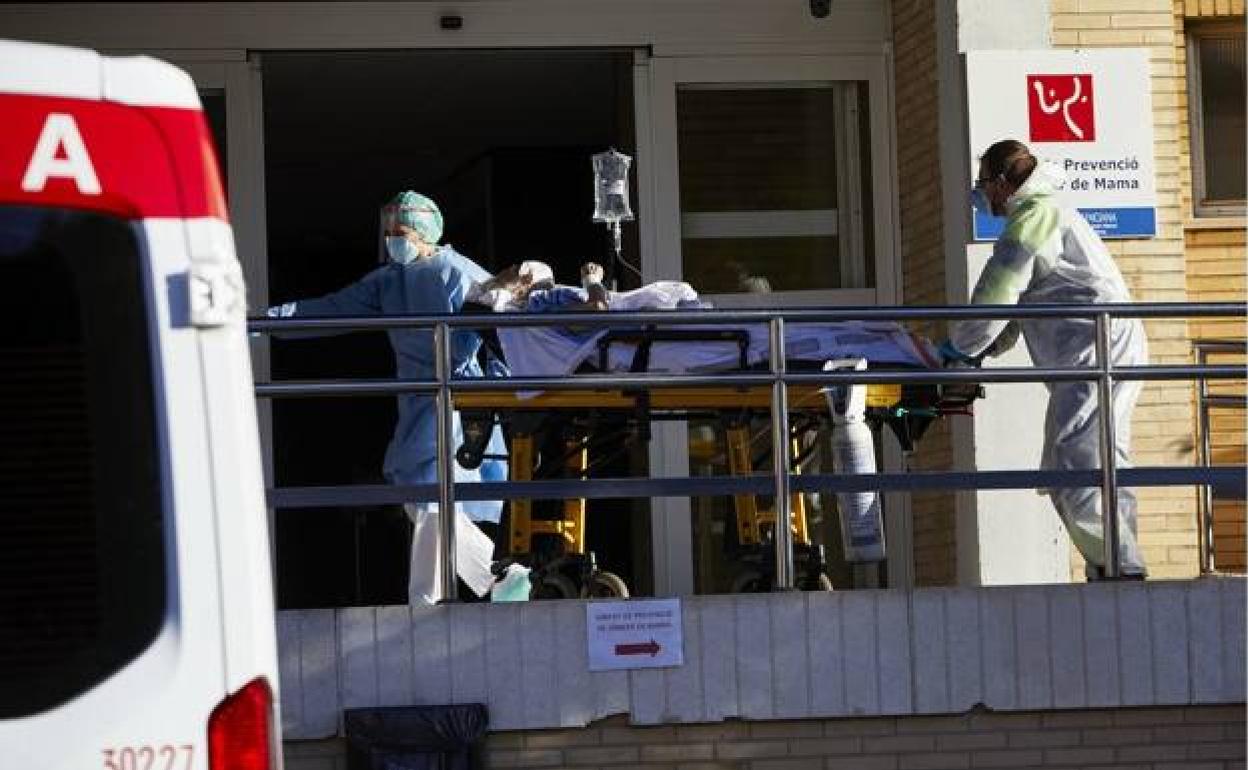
<box><xmin>489</xmin><ymin>562</ymin><xmax>532</xmax><ymax>602</ymax></box>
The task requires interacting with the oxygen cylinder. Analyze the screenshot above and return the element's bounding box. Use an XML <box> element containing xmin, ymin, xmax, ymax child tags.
<box><xmin>825</xmin><ymin>358</ymin><xmax>886</xmax><ymax>562</ymax></box>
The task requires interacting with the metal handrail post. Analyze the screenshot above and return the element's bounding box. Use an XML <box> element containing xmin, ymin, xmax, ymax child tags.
<box><xmin>769</xmin><ymin>317</ymin><xmax>795</xmax><ymax>590</ymax></box>
<box><xmin>1196</xmin><ymin>345</ymin><xmax>1215</xmax><ymax>574</ymax></box>
<box><xmin>434</xmin><ymin>322</ymin><xmax>458</xmax><ymax>602</ymax></box>
<box><xmin>1095</xmin><ymin>312</ymin><xmax>1121</xmax><ymax>578</ymax></box>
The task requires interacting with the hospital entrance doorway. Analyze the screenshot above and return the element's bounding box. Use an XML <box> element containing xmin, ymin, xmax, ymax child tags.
<box><xmin>262</xmin><ymin>49</ymin><xmax>648</xmax><ymax>607</ymax></box>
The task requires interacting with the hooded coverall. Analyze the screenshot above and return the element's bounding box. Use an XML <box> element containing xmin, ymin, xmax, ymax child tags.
<box><xmin>950</xmin><ymin>163</ymin><xmax>1149</xmax><ymax>577</ymax></box>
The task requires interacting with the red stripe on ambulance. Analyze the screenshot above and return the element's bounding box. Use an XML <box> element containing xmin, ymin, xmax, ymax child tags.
<box><xmin>0</xmin><ymin>93</ymin><xmax>227</xmax><ymax>221</ymax></box>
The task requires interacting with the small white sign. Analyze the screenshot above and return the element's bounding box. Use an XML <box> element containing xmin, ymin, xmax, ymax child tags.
<box><xmin>586</xmin><ymin>598</ymin><xmax>684</xmax><ymax>672</ymax></box>
<box><xmin>966</xmin><ymin>49</ymin><xmax>1157</xmax><ymax>240</ymax></box>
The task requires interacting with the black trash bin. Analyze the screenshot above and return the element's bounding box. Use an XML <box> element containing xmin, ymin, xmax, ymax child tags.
<box><xmin>344</xmin><ymin>704</ymin><xmax>488</xmax><ymax>770</ymax></box>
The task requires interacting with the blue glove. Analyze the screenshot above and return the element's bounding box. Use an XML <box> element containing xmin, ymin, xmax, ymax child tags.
<box><xmin>937</xmin><ymin>339</ymin><xmax>976</xmax><ymax>367</ymax></box>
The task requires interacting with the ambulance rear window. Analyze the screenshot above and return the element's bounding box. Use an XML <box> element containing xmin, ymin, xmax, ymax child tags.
<box><xmin>0</xmin><ymin>206</ymin><xmax>165</xmax><ymax>718</ymax></box>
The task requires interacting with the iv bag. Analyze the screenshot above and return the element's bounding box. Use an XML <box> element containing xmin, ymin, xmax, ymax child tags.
<box><xmin>591</xmin><ymin>148</ymin><xmax>635</xmax><ymax>224</ymax></box>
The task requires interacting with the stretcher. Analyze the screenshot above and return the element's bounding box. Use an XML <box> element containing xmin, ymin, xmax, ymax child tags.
<box><xmin>457</xmin><ymin>318</ymin><xmax>979</xmax><ymax>598</ymax></box>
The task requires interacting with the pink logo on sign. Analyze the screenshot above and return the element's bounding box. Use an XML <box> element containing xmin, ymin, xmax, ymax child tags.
<box><xmin>1027</xmin><ymin>74</ymin><xmax>1095</xmax><ymax>142</ymax></box>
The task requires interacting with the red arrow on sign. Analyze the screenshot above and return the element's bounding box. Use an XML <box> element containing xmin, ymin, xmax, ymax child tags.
<box><xmin>614</xmin><ymin>639</ymin><xmax>661</xmax><ymax>657</ymax></box>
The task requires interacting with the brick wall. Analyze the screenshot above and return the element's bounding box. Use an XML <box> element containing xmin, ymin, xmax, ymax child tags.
<box><xmin>483</xmin><ymin>707</ymin><xmax>1245</xmax><ymax>769</ymax></box>
<box><xmin>280</xmin><ymin>704</ymin><xmax>1247</xmax><ymax>769</ymax></box>
<box><xmin>1186</xmin><ymin>225</ymin><xmax>1246</xmax><ymax>573</ymax></box>
<box><xmin>1050</xmin><ymin>0</ymin><xmax>1210</xmax><ymax>580</ymax></box>
<box><xmin>892</xmin><ymin>0</ymin><xmax>957</xmax><ymax>587</ymax></box>
<box><xmin>1186</xmin><ymin>229</ymin><xmax>1247</xmax><ymax>341</ymax></box>
<box><xmin>1174</xmin><ymin>0</ymin><xmax>1247</xmax><ymax>574</ymax></box>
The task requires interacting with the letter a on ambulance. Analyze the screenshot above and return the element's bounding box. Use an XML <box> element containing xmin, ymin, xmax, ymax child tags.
<box><xmin>22</xmin><ymin>113</ymin><xmax>102</xmax><ymax>195</ymax></box>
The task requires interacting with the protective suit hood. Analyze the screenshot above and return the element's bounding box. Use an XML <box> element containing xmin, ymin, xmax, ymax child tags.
<box><xmin>1003</xmin><ymin>159</ymin><xmax>1066</xmax><ymax>215</ymax></box>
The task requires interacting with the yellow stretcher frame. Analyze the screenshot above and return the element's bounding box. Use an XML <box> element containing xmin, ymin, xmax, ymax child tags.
<box><xmin>457</xmin><ymin>383</ymin><xmax>907</xmax><ymax>557</ymax></box>
<box><xmin>456</xmin><ymin>383</ymin><xmax>904</xmax><ymax>411</ymax></box>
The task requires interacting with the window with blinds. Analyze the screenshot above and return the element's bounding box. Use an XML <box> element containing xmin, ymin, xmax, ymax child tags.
<box><xmin>675</xmin><ymin>82</ymin><xmax>874</xmax><ymax>294</ymax></box>
<box><xmin>1187</xmin><ymin>23</ymin><xmax>1246</xmax><ymax>217</ymax></box>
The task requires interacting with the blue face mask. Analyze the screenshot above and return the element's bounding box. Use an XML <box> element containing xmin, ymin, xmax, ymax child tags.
<box><xmin>969</xmin><ymin>186</ymin><xmax>991</xmax><ymax>215</ymax></box>
<box><xmin>385</xmin><ymin>236</ymin><xmax>422</xmax><ymax>264</ymax></box>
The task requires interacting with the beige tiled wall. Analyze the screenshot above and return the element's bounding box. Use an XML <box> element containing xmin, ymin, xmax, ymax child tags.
<box><xmin>891</xmin><ymin>0</ymin><xmax>958</xmax><ymax>587</ymax></box>
<box><xmin>278</xmin><ymin>580</ymin><xmax>1248</xmax><ymax>738</ymax></box>
<box><xmin>1175</xmin><ymin>0</ymin><xmax>1247</xmax><ymax>574</ymax></box>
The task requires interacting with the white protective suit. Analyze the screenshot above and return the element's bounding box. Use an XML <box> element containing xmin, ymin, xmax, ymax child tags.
<box><xmin>950</xmin><ymin>162</ymin><xmax>1149</xmax><ymax>577</ymax></box>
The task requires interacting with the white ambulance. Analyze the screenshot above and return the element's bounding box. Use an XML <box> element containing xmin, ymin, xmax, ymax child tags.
<box><xmin>0</xmin><ymin>40</ymin><xmax>280</xmax><ymax>770</ymax></box>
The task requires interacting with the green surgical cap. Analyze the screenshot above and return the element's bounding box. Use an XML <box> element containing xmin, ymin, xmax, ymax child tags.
<box><xmin>381</xmin><ymin>190</ymin><xmax>444</xmax><ymax>244</ymax></box>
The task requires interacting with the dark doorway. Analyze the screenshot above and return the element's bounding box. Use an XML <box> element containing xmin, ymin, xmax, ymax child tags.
<box><xmin>262</xmin><ymin>49</ymin><xmax>646</xmax><ymax>607</ymax></box>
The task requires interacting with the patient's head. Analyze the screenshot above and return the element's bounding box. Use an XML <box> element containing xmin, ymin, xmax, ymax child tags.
<box><xmin>491</xmin><ymin>260</ymin><xmax>554</xmax><ymax>295</ymax></box>
<box><xmin>469</xmin><ymin>260</ymin><xmax>556</xmax><ymax>311</ymax></box>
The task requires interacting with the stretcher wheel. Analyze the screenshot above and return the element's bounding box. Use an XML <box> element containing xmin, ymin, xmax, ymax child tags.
<box><xmin>730</xmin><ymin>568</ymin><xmax>833</xmax><ymax>593</ymax></box>
<box><xmin>580</xmin><ymin>570</ymin><xmax>629</xmax><ymax>599</ymax></box>
<box><xmin>730</xmin><ymin>568</ymin><xmax>767</xmax><ymax>594</ymax></box>
<box><xmin>530</xmin><ymin>571</ymin><xmax>578</xmax><ymax>600</ymax></box>
<box><xmin>455</xmin><ymin>445</ymin><xmax>482</xmax><ymax>470</ymax></box>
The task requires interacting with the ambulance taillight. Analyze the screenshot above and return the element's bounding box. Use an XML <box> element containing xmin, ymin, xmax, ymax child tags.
<box><xmin>207</xmin><ymin>678</ymin><xmax>275</xmax><ymax>770</ymax></box>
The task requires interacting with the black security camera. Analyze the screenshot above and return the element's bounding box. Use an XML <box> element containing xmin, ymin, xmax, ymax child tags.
<box><xmin>810</xmin><ymin>0</ymin><xmax>831</xmax><ymax>18</ymax></box>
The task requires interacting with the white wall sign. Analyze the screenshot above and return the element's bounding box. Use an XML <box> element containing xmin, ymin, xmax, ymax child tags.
<box><xmin>586</xmin><ymin>598</ymin><xmax>684</xmax><ymax>672</ymax></box>
<box><xmin>966</xmin><ymin>48</ymin><xmax>1156</xmax><ymax>240</ymax></box>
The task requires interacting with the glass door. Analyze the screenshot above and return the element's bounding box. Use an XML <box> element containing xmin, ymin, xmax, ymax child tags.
<box><xmin>647</xmin><ymin>55</ymin><xmax>896</xmax><ymax>306</ymax></box>
<box><xmin>641</xmin><ymin>55</ymin><xmax>905</xmax><ymax>594</ymax></box>
<box><xmin>169</xmin><ymin>56</ymin><xmax>269</xmax><ymax>319</ymax></box>
<box><xmin>161</xmin><ymin>55</ymin><xmax>273</xmax><ymax>542</ymax></box>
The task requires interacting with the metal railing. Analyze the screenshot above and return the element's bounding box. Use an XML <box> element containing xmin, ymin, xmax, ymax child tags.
<box><xmin>251</xmin><ymin>301</ymin><xmax>1247</xmax><ymax>597</ymax></box>
<box><xmin>1194</xmin><ymin>339</ymin><xmax>1248</xmax><ymax>575</ymax></box>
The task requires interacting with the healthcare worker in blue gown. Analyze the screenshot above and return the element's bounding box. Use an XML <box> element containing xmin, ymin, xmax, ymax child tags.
<box><xmin>268</xmin><ymin>191</ymin><xmax>507</xmax><ymax>604</ymax></box>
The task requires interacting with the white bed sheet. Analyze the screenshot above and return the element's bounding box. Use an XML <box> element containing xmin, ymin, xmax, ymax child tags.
<box><xmin>496</xmin><ymin>320</ymin><xmax>940</xmax><ymax>378</ymax></box>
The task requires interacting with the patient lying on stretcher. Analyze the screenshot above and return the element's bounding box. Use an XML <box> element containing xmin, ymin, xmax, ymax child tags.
<box><xmin>466</xmin><ymin>260</ymin><xmax>708</xmax><ymax>313</ymax></box>
<box><xmin>464</xmin><ymin>259</ymin><xmax>949</xmax><ymax>567</ymax></box>
<box><xmin>466</xmin><ymin>261</ymin><xmax>898</xmax><ymax>568</ymax></box>
<box><xmin>469</xmin><ymin>260</ymin><xmax>939</xmax><ymax>380</ymax></box>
